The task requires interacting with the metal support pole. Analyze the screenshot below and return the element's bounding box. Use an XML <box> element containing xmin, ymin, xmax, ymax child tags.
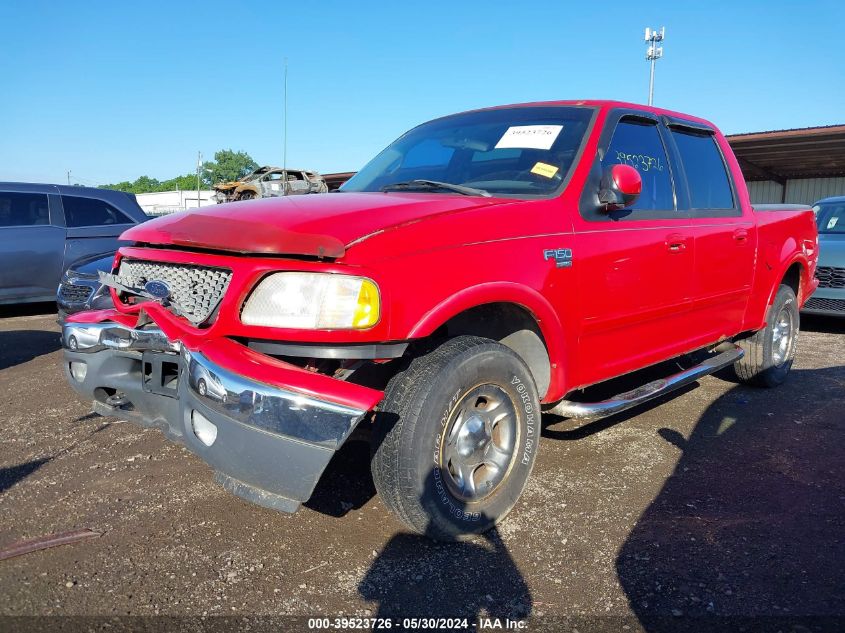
<box><xmin>283</xmin><ymin>57</ymin><xmax>288</xmax><ymax>195</ymax></box>
<box><xmin>648</xmin><ymin>57</ymin><xmax>656</xmax><ymax>106</ymax></box>
<box><xmin>644</xmin><ymin>27</ymin><xmax>665</xmax><ymax>106</ymax></box>
<box><xmin>196</xmin><ymin>151</ymin><xmax>202</xmax><ymax>210</ymax></box>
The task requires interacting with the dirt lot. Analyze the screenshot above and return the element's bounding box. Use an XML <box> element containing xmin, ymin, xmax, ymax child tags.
<box><xmin>0</xmin><ymin>305</ymin><xmax>843</xmax><ymax>631</ymax></box>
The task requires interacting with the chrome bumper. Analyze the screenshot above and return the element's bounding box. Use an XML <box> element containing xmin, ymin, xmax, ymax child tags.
<box><xmin>61</xmin><ymin>321</ymin><xmax>372</xmax><ymax>512</ymax></box>
<box><xmin>63</xmin><ymin>321</ymin><xmax>180</xmax><ymax>354</ymax></box>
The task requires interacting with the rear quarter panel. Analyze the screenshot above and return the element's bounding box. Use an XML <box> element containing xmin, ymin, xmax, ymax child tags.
<box><xmin>744</xmin><ymin>208</ymin><xmax>819</xmax><ymax>330</ymax></box>
<box><xmin>713</xmin><ymin>132</ymin><xmax>819</xmax><ymax>331</ymax></box>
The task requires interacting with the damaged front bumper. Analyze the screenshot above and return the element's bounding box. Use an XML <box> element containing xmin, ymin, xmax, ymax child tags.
<box><xmin>61</xmin><ymin>317</ymin><xmax>383</xmax><ymax>513</ymax></box>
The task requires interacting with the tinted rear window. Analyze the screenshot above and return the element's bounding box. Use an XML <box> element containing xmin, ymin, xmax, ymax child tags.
<box><xmin>672</xmin><ymin>130</ymin><xmax>734</xmax><ymax>209</ymax></box>
<box><xmin>0</xmin><ymin>191</ymin><xmax>50</xmax><ymax>227</ymax></box>
<box><xmin>61</xmin><ymin>195</ymin><xmax>133</xmax><ymax>227</ymax></box>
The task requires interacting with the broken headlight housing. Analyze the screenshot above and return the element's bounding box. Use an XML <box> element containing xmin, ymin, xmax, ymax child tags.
<box><xmin>240</xmin><ymin>272</ymin><xmax>380</xmax><ymax>330</ymax></box>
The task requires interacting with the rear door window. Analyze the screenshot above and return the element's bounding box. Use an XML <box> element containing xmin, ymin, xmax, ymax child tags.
<box><xmin>0</xmin><ymin>192</ymin><xmax>50</xmax><ymax>227</ymax></box>
<box><xmin>671</xmin><ymin>130</ymin><xmax>734</xmax><ymax>210</ymax></box>
<box><xmin>61</xmin><ymin>195</ymin><xmax>133</xmax><ymax>227</ymax></box>
<box><xmin>602</xmin><ymin>120</ymin><xmax>675</xmax><ymax>212</ymax></box>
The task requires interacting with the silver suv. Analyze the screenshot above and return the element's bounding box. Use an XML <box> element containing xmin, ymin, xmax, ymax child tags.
<box><xmin>804</xmin><ymin>196</ymin><xmax>845</xmax><ymax>317</ymax></box>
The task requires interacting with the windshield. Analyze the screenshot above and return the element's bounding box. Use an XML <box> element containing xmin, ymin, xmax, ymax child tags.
<box><xmin>813</xmin><ymin>202</ymin><xmax>845</xmax><ymax>234</ymax></box>
<box><xmin>341</xmin><ymin>106</ymin><xmax>595</xmax><ymax>198</ymax></box>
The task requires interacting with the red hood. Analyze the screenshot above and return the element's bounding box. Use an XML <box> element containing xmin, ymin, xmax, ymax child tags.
<box><xmin>121</xmin><ymin>192</ymin><xmax>506</xmax><ymax>257</ymax></box>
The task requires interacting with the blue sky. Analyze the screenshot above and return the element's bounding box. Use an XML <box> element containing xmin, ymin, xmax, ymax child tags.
<box><xmin>1</xmin><ymin>1</ymin><xmax>842</xmax><ymax>186</ymax></box>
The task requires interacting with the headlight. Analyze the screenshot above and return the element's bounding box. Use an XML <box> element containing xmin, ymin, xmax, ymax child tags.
<box><xmin>241</xmin><ymin>273</ymin><xmax>380</xmax><ymax>329</ymax></box>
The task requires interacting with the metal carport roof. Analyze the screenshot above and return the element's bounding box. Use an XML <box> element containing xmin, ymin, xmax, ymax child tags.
<box><xmin>726</xmin><ymin>125</ymin><xmax>845</xmax><ymax>183</ymax></box>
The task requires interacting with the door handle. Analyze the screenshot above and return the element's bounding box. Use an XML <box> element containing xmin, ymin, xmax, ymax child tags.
<box><xmin>733</xmin><ymin>229</ymin><xmax>749</xmax><ymax>243</ymax></box>
<box><xmin>666</xmin><ymin>234</ymin><xmax>688</xmax><ymax>253</ymax></box>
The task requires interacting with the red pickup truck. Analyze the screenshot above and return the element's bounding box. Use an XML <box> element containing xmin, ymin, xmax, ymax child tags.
<box><xmin>62</xmin><ymin>100</ymin><xmax>818</xmax><ymax>540</ymax></box>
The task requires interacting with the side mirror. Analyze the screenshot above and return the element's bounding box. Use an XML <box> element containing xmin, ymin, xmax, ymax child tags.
<box><xmin>599</xmin><ymin>164</ymin><xmax>642</xmax><ymax>211</ymax></box>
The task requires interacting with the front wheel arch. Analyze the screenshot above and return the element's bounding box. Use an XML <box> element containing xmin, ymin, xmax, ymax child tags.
<box><xmin>407</xmin><ymin>284</ymin><xmax>567</xmax><ymax>401</ymax></box>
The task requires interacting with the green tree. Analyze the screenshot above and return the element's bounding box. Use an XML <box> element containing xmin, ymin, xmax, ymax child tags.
<box><xmin>203</xmin><ymin>149</ymin><xmax>258</xmax><ymax>185</ymax></box>
<box><xmin>104</xmin><ymin>181</ymin><xmax>135</xmax><ymax>192</ymax></box>
<box><xmin>99</xmin><ymin>149</ymin><xmax>259</xmax><ymax>192</ymax></box>
<box><xmin>133</xmin><ymin>176</ymin><xmax>162</xmax><ymax>193</ymax></box>
<box><xmin>99</xmin><ymin>176</ymin><xmax>161</xmax><ymax>194</ymax></box>
<box><xmin>160</xmin><ymin>173</ymin><xmax>203</xmax><ymax>191</ymax></box>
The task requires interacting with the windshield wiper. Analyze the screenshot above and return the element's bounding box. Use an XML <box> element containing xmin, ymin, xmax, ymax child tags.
<box><xmin>380</xmin><ymin>179</ymin><xmax>491</xmax><ymax>197</ymax></box>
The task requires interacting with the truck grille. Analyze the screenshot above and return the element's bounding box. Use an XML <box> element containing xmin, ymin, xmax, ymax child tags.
<box><xmin>58</xmin><ymin>282</ymin><xmax>94</xmax><ymax>304</ymax></box>
<box><xmin>804</xmin><ymin>297</ymin><xmax>845</xmax><ymax>314</ymax></box>
<box><xmin>117</xmin><ymin>259</ymin><xmax>232</xmax><ymax>325</ymax></box>
<box><xmin>816</xmin><ymin>266</ymin><xmax>845</xmax><ymax>289</ymax></box>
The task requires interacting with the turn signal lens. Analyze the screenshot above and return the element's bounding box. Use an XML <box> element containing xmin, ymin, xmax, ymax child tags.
<box><xmin>352</xmin><ymin>279</ymin><xmax>380</xmax><ymax>328</ymax></box>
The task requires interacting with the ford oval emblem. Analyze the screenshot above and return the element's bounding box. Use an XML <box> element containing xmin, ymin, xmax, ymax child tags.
<box><xmin>144</xmin><ymin>280</ymin><xmax>171</xmax><ymax>300</ymax></box>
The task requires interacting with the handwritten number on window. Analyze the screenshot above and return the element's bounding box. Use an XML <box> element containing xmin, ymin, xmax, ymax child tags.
<box><xmin>615</xmin><ymin>151</ymin><xmax>663</xmax><ymax>173</ymax></box>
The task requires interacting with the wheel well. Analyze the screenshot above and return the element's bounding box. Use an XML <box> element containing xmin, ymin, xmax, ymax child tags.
<box><xmin>782</xmin><ymin>262</ymin><xmax>802</xmax><ymax>301</ymax></box>
<box><xmin>431</xmin><ymin>303</ymin><xmax>551</xmax><ymax>397</ymax></box>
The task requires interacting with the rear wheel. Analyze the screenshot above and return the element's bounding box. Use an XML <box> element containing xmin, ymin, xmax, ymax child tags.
<box><xmin>734</xmin><ymin>284</ymin><xmax>799</xmax><ymax>387</ymax></box>
<box><xmin>371</xmin><ymin>336</ymin><xmax>540</xmax><ymax>540</ymax></box>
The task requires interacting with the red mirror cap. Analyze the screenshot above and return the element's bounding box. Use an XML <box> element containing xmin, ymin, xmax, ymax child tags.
<box><xmin>611</xmin><ymin>164</ymin><xmax>642</xmax><ymax>196</ymax></box>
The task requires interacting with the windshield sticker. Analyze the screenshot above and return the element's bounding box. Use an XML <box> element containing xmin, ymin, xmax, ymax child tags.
<box><xmin>530</xmin><ymin>162</ymin><xmax>559</xmax><ymax>178</ymax></box>
<box><xmin>495</xmin><ymin>125</ymin><xmax>563</xmax><ymax>150</ymax></box>
<box><xmin>828</xmin><ymin>217</ymin><xmax>839</xmax><ymax>230</ymax></box>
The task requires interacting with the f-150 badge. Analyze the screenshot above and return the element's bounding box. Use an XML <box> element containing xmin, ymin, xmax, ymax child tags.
<box><xmin>543</xmin><ymin>248</ymin><xmax>573</xmax><ymax>268</ymax></box>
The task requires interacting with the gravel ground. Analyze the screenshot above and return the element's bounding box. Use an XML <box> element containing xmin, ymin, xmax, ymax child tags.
<box><xmin>0</xmin><ymin>305</ymin><xmax>842</xmax><ymax>631</ymax></box>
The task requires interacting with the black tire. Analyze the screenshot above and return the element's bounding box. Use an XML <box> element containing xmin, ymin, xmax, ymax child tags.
<box><xmin>733</xmin><ymin>284</ymin><xmax>800</xmax><ymax>387</ymax></box>
<box><xmin>371</xmin><ymin>336</ymin><xmax>540</xmax><ymax>540</ymax></box>
<box><xmin>239</xmin><ymin>191</ymin><xmax>256</xmax><ymax>201</ymax></box>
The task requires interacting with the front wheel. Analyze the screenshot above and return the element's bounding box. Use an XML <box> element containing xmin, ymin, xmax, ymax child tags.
<box><xmin>733</xmin><ymin>284</ymin><xmax>800</xmax><ymax>387</ymax></box>
<box><xmin>371</xmin><ymin>336</ymin><xmax>540</xmax><ymax>540</ymax></box>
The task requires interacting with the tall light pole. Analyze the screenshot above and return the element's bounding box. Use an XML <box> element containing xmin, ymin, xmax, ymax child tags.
<box><xmin>644</xmin><ymin>27</ymin><xmax>665</xmax><ymax>106</ymax></box>
<box><xmin>196</xmin><ymin>151</ymin><xmax>202</xmax><ymax>210</ymax></box>
<box><xmin>283</xmin><ymin>57</ymin><xmax>288</xmax><ymax>195</ymax></box>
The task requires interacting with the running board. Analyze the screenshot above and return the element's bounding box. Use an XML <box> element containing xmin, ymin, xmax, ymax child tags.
<box><xmin>548</xmin><ymin>344</ymin><xmax>744</xmax><ymax>421</ymax></box>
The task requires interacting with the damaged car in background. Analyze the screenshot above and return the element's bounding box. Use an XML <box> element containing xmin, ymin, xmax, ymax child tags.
<box><xmin>213</xmin><ymin>167</ymin><xmax>328</xmax><ymax>203</ymax></box>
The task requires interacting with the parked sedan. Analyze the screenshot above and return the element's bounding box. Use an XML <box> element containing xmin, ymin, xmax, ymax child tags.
<box><xmin>57</xmin><ymin>252</ymin><xmax>115</xmax><ymax>321</ymax></box>
<box><xmin>804</xmin><ymin>196</ymin><xmax>845</xmax><ymax>317</ymax></box>
<box><xmin>0</xmin><ymin>183</ymin><xmax>147</xmax><ymax>305</ymax></box>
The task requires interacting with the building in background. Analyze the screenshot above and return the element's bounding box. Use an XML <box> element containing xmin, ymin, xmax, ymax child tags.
<box><xmin>135</xmin><ymin>189</ymin><xmax>216</xmax><ymax>216</ymax></box>
<box><xmin>727</xmin><ymin>125</ymin><xmax>845</xmax><ymax>205</ymax></box>
<box><xmin>322</xmin><ymin>172</ymin><xmax>356</xmax><ymax>191</ymax></box>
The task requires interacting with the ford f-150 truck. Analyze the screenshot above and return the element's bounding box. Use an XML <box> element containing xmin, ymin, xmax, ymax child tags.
<box><xmin>61</xmin><ymin>100</ymin><xmax>819</xmax><ymax>540</ymax></box>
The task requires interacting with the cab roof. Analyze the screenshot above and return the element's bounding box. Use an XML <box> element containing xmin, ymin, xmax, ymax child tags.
<box><xmin>458</xmin><ymin>99</ymin><xmax>719</xmax><ymax>131</ymax></box>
